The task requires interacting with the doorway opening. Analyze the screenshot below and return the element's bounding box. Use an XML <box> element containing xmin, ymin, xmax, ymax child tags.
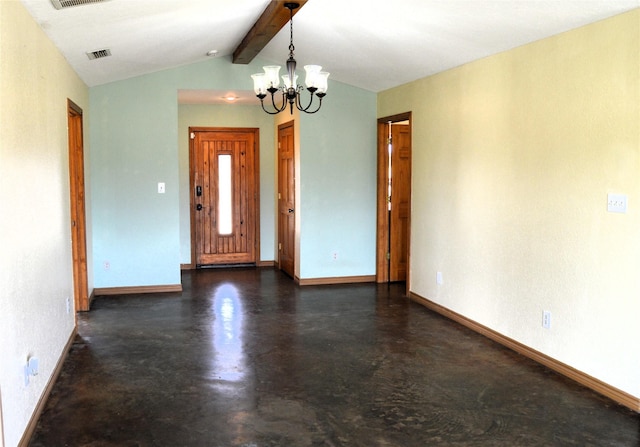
<box><xmin>376</xmin><ymin>112</ymin><xmax>412</xmax><ymax>290</ymax></box>
<box><xmin>189</xmin><ymin>127</ymin><xmax>260</xmax><ymax>267</ymax></box>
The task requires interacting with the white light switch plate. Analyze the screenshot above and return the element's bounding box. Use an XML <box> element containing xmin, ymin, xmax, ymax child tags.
<box><xmin>158</xmin><ymin>182</ymin><xmax>166</xmax><ymax>194</ymax></box>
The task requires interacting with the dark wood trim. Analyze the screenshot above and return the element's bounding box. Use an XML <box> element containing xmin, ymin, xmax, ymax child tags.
<box><xmin>298</xmin><ymin>275</ymin><xmax>376</xmax><ymax>286</ymax></box>
<box><xmin>376</xmin><ymin>112</ymin><xmax>412</xmax><ymax>293</ymax></box>
<box><xmin>94</xmin><ymin>285</ymin><xmax>183</xmax><ymax>296</ymax></box>
<box><xmin>377</xmin><ymin>112</ymin><xmax>413</xmax><ymax>125</ymax></box>
<box><xmin>189</xmin><ymin>127</ymin><xmax>261</xmax><ymax>268</ymax></box>
<box><xmin>376</xmin><ymin>120</ymin><xmax>389</xmax><ymax>283</ymax></box>
<box><xmin>233</xmin><ymin>0</ymin><xmax>308</xmax><ymax>64</ymax></box>
<box><xmin>67</xmin><ymin>98</ymin><xmax>82</xmax><ymax>115</ymax></box>
<box><xmin>277</xmin><ymin>120</ymin><xmax>296</xmax><ymax>279</ymax></box>
<box><xmin>188</xmin><ymin>128</ymin><xmax>197</xmax><ymax>268</ymax></box>
<box><xmin>67</xmin><ymin>99</ymin><xmax>90</xmax><ymax>311</ymax></box>
<box><xmin>180</xmin><ymin>263</ymin><xmax>195</xmax><ymax>270</ymax></box>
<box><xmin>257</xmin><ymin>260</ymin><xmax>276</xmax><ymax>267</ymax></box>
<box><xmin>410</xmin><ymin>292</ymin><xmax>640</xmax><ymax>413</ymax></box>
<box><xmin>18</xmin><ymin>328</ymin><xmax>77</xmax><ymax>447</ymax></box>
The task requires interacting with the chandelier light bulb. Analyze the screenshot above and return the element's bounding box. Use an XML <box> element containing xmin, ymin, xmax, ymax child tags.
<box><xmin>250</xmin><ymin>73</ymin><xmax>267</xmax><ymax>96</ymax></box>
<box><xmin>263</xmin><ymin>65</ymin><xmax>281</xmax><ymax>89</ymax></box>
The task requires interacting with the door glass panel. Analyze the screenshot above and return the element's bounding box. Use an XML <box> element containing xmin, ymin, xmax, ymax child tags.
<box><xmin>218</xmin><ymin>154</ymin><xmax>232</xmax><ymax>235</ymax></box>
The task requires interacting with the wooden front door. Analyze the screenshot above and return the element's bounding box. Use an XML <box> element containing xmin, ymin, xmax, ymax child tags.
<box><xmin>191</xmin><ymin>128</ymin><xmax>259</xmax><ymax>266</ymax></box>
<box><xmin>278</xmin><ymin>121</ymin><xmax>295</xmax><ymax>278</ymax></box>
<box><xmin>376</xmin><ymin>113</ymin><xmax>412</xmax><ymax>285</ymax></box>
<box><xmin>67</xmin><ymin>99</ymin><xmax>89</xmax><ymax>311</ymax></box>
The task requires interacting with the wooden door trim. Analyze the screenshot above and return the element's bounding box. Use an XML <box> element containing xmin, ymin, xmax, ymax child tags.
<box><xmin>376</xmin><ymin>112</ymin><xmax>412</xmax><ymax>290</ymax></box>
<box><xmin>67</xmin><ymin>99</ymin><xmax>89</xmax><ymax>311</ymax></box>
<box><xmin>277</xmin><ymin>120</ymin><xmax>296</xmax><ymax>277</ymax></box>
<box><xmin>188</xmin><ymin>127</ymin><xmax>260</xmax><ymax>268</ymax></box>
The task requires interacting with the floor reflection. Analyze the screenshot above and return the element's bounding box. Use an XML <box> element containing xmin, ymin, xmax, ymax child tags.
<box><xmin>211</xmin><ymin>283</ymin><xmax>246</xmax><ymax>384</ymax></box>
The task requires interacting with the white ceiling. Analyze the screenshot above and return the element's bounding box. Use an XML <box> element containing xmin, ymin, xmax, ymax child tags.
<box><xmin>20</xmin><ymin>0</ymin><xmax>639</xmax><ymax>99</ymax></box>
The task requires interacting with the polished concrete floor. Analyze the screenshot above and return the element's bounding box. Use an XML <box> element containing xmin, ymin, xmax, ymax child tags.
<box><xmin>30</xmin><ymin>268</ymin><xmax>638</xmax><ymax>446</ymax></box>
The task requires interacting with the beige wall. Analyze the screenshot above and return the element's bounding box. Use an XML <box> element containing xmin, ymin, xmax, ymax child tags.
<box><xmin>0</xmin><ymin>2</ymin><xmax>89</xmax><ymax>446</ymax></box>
<box><xmin>379</xmin><ymin>10</ymin><xmax>640</xmax><ymax>398</ymax></box>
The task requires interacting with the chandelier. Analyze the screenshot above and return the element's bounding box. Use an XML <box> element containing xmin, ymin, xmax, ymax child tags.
<box><xmin>251</xmin><ymin>2</ymin><xmax>329</xmax><ymax>115</ymax></box>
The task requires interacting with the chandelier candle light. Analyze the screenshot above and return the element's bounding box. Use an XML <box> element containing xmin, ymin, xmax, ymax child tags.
<box><xmin>251</xmin><ymin>2</ymin><xmax>329</xmax><ymax>115</ymax></box>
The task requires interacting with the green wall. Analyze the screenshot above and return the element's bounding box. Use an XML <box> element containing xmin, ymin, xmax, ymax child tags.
<box><xmin>299</xmin><ymin>81</ymin><xmax>377</xmax><ymax>278</ymax></box>
<box><xmin>90</xmin><ymin>57</ymin><xmax>377</xmax><ymax>287</ymax></box>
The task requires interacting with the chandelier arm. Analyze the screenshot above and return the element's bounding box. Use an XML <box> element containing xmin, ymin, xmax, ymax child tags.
<box><xmin>260</xmin><ymin>98</ymin><xmax>283</xmax><ymax>115</ymax></box>
<box><xmin>295</xmin><ymin>89</ymin><xmax>323</xmax><ymax>114</ymax></box>
<box><xmin>302</xmin><ymin>96</ymin><xmax>323</xmax><ymax>114</ymax></box>
<box><xmin>258</xmin><ymin>92</ymin><xmax>288</xmax><ymax>115</ymax></box>
<box><xmin>294</xmin><ymin>88</ymin><xmax>306</xmax><ymax>111</ymax></box>
<box><xmin>270</xmin><ymin>90</ymin><xmax>288</xmax><ymax>113</ymax></box>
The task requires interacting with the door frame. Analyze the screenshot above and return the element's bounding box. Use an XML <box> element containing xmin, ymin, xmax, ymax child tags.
<box><xmin>67</xmin><ymin>99</ymin><xmax>89</xmax><ymax>311</ymax></box>
<box><xmin>376</xmin><ymin>112</ymin><xmax>412</xmax><ymax>290</ymax></box>
<box><xmin>188</xmin><ymin>127</ymin><xmax>260</xmax><ymax>268</ymax></box>
<box><xmin>277</xmin><ymin>120</ymin><xmax>296</xmax><ymax>278</ymax></box>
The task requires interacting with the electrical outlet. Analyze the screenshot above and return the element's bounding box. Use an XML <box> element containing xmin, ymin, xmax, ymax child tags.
<box><xmin>66</xmin><ymin>296</ymin><xmax>71</xmax><ymax>314</ymax></box>
<box><xmin>542</xmin><ymin>311</ymin><xmax>551</xmax><ymax>329</ymax></box>
<box><xmin>332</xmin><ymin>251</ymin><xmax>338</xmax><ymax>261</ymax></box>
<box><xmin>607</xmin><ymin>193</ymin><xmax>627</xmax><ymax>213</ymax></box>
<box><xmin>104</xmin><ymin>261</ymin><xmax>110</xmax><ymax>270</ymax></box>
<box><xmin>24</xmin><ymin>357</ymin><xmax>39</xmax><ymax>386</ymax></box>
<box><xmin>436</xmin><ymin>271</ymin><xmax>443</xmax><ymax>285</ymax></box>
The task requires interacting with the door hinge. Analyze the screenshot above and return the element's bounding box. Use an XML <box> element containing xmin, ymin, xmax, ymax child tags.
<box><xmin>190</xmin><ymin>132</ymin><xmax>195</xmax><ymax>140</ymax></box>
<box><xmin>387</xmin><ymin>137</ymin><xmax>392</xmax><ymax>145</ymax></box>
<box><xmin>278</xmin><ymin>243</ymin><xmax>282</xmax><ymax>250</ymax></box>
<box><xmin>386</xmin><ymin>252</ymin><xmax>391</xmax><ymax>260</ymax></box>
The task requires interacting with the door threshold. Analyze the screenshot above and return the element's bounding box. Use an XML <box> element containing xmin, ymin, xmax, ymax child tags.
<box><xmin>196</xmin><ymin>263</ymin><xmax>257</xmax><ymax>269</ymax></box>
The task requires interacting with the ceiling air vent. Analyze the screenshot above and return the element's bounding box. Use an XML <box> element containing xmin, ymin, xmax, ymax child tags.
<box><xmin>86</xmin><ymin>48</ymin><xmax>112</xmax><ymax>60</ymax></box>
<box><xmin>50</xmin><ymin>0</ymin><xmax>109</xmax><ymax>10</ymax></box>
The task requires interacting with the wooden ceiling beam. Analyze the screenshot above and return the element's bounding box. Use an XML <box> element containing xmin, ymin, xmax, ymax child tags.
<box><xmin>233</xmin><ymin>0</ymin><xmax>307</xmax><ymax>65</ymax></box>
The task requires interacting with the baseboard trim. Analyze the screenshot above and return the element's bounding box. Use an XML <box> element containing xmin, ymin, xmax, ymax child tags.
<box><xmin>94</xmin><ymin>284</ymin><xmax>183</xmax><ymax>296</ymax></box>
<box><xmin>257</xmin><ymin>260</ymin><xmax>275</xmax><ymax>268</ymax></box>
<box><xmin>410</xmin><ymin>292</ymin><xmax>640</xmax><ymax>413</ymax></box>
<box><xmin>19</xmin><ymin>328</ymin><xmax>77</xmax><ymax>447</ymax></box>
<box><xmin>180</xmin><ymin>263</ymin><xmax>194</xmax><ymax>270</ymax></box>
<box><xmin>298</xmin><ymin>275</ymin><xmax>376</xmax><ymax>286</ymax></box>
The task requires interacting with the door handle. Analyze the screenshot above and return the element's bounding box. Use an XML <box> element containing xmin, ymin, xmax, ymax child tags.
<box><xmin>196</xmin><ymin>204</ymin><xmax>203</xmax><ymax>211</ymax></box>
<box><xmin>288</xmin><ymin>208</ymin><xmax>294</xmax><ymax>213</ymax></box>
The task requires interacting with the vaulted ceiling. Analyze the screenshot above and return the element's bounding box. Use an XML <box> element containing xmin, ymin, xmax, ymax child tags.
<box><xmin>20</xmin><ymin>0</ymin><xmax>639</xmax><ymax>94</ymax></box>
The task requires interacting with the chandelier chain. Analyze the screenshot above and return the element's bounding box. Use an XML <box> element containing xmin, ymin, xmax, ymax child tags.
<box><xmin>289</xmin><ymin>6</ymin><xmax>295</xmax><ymax>55</ymax></box>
